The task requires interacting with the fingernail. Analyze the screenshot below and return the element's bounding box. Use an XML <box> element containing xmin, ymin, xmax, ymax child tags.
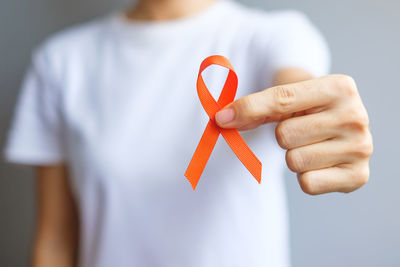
<box><xmin>215</xmin><ymin>108</ymin><xmax>235</xmax><ymax>125</ymax></box>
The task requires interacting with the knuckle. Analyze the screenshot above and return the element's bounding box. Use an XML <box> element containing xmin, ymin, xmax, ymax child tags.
<box><xmin>298</xmin><ymin>173</ymin><xmax>320</xmax><ymax>195</ymax></box>
<box><xmin>350</xmin><ymin>132</ymin><xmax>374</xmax><ymax>159</ymax></box>
<box><xmin>331</xmin><ymin>74</ymin><xmax>358</xmax><ymax>96</ymax></box>
<box><xmin>275</xmin><ymin>122</ymin><xmax>296</xmax><ymax>149</ymax></box>
<box><xmin>356</xmin><ymin>132</ymin><xmax>374</xmax><ymax>158</ymax></box>
<box><xmin>341</xmin><ymin>105</ymin><xmax>370</xmax><ymax>132</ymax></box>
<box><xmin>358</xmin><ymin>166</ymin><xmax>370</xmax><ymax>186</ymax></box>
<box><xmin>286</xmin><ymin>149</ymin><xmax>306</xmax><ymax>173</ymax></box>
<box><xmin>342</xmin><ymin>166</ymin><xmax>369</xmax><ymax>193</ymax></box>
<box><xmin>272</xmin><ymin>86</ymin><xmax>296</xmax><ymax>113</ymax></box>
<box><xmin>355</xmin><ymin>166</ymin><xmax>370</xmax><ymax>187</ymax></box>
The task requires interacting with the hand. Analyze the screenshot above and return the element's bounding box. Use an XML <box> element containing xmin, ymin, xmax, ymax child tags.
<box><xmin>215</xmin><ymin>75</ymin><xmax>373</xmax><ymax>195</ymax></box>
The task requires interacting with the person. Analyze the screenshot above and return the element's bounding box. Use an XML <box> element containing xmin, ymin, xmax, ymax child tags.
<box><xmin>4</xmin><ymin>0</ymin><xmax>373</xmax><ymax>266</ymax></box>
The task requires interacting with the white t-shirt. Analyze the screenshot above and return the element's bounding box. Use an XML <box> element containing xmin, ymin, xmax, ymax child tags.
<box><xmin>5</xmin><ymin>1</ymin><xmax>330</xmax><ymax>266</ymax></box>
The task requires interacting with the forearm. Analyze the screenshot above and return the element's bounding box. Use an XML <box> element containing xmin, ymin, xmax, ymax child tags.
<box><xmin>32</xmin><ymin>234</ymin><xmax>78</xmax><ymax>267</ymax></box>
<box><xmin>32</xmin><ymin>165</ymin><xmax>79</xmax><ymax>267</ymax></box>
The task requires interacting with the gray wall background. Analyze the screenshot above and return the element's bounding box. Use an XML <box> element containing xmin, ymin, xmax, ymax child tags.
<box><xmin>1</xmin><ymin>0</ymin><xmax>399</xmax><ymax>266</ymax></box>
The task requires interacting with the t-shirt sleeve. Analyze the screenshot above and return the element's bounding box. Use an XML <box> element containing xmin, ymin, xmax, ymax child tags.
<box><xmin>256</xmin><ymin>11</ymin><xmax>331</xmax><ymax>80</ymax></box>
<box><xmin>4</xmin><ymin>46</ymin><xmax>66</xmax><ymax>165</ymax></box>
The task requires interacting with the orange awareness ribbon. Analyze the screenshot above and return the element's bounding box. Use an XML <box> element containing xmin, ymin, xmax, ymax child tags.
<box><xmin>185</xmin><ymin>55</ymin><xmax>262</xmax><ymax>190</ymax></box>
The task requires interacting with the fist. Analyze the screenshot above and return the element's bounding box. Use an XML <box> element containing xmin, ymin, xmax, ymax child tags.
<box><xmin>215</xmin><ymin>75</ymin><xmax>373</xmax><ymax>195</ymax></box>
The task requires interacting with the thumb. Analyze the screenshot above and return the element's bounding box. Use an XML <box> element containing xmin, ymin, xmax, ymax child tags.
<box><xmin>215</xmin><ymin>92</ymin><xmax>269</xmax><ymax>129</ymax></box>
<box><xmin>215</xmin><ymin>79</ymin><xmax>330</xmax><ymax>129</ymax></box>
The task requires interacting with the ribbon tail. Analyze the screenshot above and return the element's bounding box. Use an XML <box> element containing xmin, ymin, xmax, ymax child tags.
<box><xmin>185</xmin><ymin>120</ymin><xmax>220</xmax><ymax>190</ymax></box>
<box><xmin>220</xmin><ymin>129</ymin><xmax>262</xmax><ymax>183</ymax></box>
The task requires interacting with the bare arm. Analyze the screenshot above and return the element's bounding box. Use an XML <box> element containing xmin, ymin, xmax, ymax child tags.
<box><xmin>32</xmin><ymin>165</ymin><xmax>79</xmax><ymax>267</ymax></box>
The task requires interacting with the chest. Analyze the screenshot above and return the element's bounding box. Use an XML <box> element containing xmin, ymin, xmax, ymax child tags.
<box><xmin>61</xmin><ymin>40</ymin><xmax>269</xmax><ymax>186</ymax></box>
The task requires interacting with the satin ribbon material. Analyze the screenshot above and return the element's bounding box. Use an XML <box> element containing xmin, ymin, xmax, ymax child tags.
<box><xmin>185</xmin><ymin>55</ymin><xmax>262</xmax><ymax>190</ymax></box>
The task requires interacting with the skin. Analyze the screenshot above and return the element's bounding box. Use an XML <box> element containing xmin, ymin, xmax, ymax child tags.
<box><xmin>125</xmin><ymin>0</ymin><xmax>214</xmax><ymax>20</ymax></box>
<box><xmin>32</xmin><ymin>0</ymin><xmax>373</xmax><ymax>266</ymax></box>
<box><xmin>32</xmin><ymin>165</ymin><xmax>78</xmax><ymax>267</ymax></box>
<box><xmin>215</xmin><ymin>70</ymin><xmax>373</xmax><ymax>195</ymax></box>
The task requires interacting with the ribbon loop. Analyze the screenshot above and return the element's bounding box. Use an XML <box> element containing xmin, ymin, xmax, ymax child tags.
<box><xmin>185</xmin><ymin>55</ymin><xmax>262</xmax><ymax>190</ymax></box>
